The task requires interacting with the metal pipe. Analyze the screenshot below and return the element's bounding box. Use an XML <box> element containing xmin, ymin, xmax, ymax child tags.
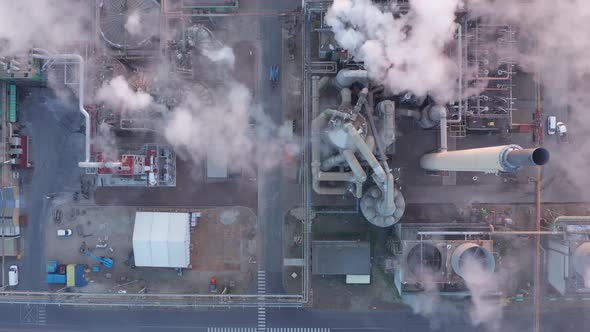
<box><xmin>352</xmin><ymin>87</ymin><xmax>368</xmax><ymax>115</ymax></box>
<box><xmin>439</xmin><ymin>116</ymin><xmax>448</xmax><ymax>152</ymax></box>
<box><xmin>333</xmin><ymin>69</ymin><xmax>368</xmax><ymax>90</ymax></box>
<box><xmin>320</xmin><ymin>154</ymin><xmax>346</xmax><ymax>171</ymax></box>
<box><xmin>340</xmin><ymin>88</ymin><xmax>351</xmax><ymax>109</ymax></box>
<box><xmin>377</xmin><ymin>173</ymin><xmax>395</xmax><ymax>216</ymax></box>
<box><xmin>365</xmin><ymin>92</ymin><xmax>388</xmax><ymax>168</ymax></box>
<box><xmin>417</xmin><ymin>231</ymin><xmax>563</xmax><ymax>236</ymax></box>
<box><xmin>345</xmin><ymin>123</ymin><xmax>386</xmax><ymax>183</ymax></box>
<box><xmin>376</xmin><ymin>100</ymin><xmax>396</xmax><ymax>149</ymax></box>
<box><xmin>448</xmin><ymin>23</ymin><xmax>463</xmax><ymax>124</ymax></box>
<box><xmin>31</xmin><ymin>49</ymin><xmax>121</xmax><ymax>169</ymax></box>
<box><xmin>342</xmin><ymin>149</ymin><xmax>366</xmax><ymax>183</ymax></box>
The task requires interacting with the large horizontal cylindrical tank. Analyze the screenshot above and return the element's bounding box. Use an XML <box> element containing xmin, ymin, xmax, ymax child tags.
<box><xmin>420</xmin><ymin>144</ymin><xmax>549</xmax><ymax>173</ymax></box>
<box><xmin>451</xmin><ymin>243</ymin><xmax>495</xmax><ymax>283</ymax></box>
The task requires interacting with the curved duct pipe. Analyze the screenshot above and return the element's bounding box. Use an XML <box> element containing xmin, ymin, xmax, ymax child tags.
<box><xmin>344</xmin><ymin>122</ymin><xmax>386</xmax><ymax>184</ymax></box>
<box><xmin>333</xmin><ymin>69</ymin><xmax>369</xmax><ymax>90</ymax></box>
<box><xmin>418</xmin><ymin>104</ymin><xmax>447</xmax><ymax>129</ymax></box>
<box><xmin>32</xmin><ymin>49</ymin><xmax>122</xmax><ymax>169</ymax></box>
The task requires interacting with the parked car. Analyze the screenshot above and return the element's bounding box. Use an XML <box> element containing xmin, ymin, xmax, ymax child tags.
<box><xmin>557</xmin><ymin>122</ymin><xmax>567</xmax><ymax>136</ymax></box>
<box><xmin>57</xmin><ymin>229</ymin><xmax>73</xmax><ymax>237</ymax></box>
<box><xmin>8</xmin><ymin>265</ymin><xmax>18</xmax><ymax>286</ymax></box>
<box><xmin>547</xmin><ymin>116</ymin><xmax>556</xmax><ymax>135</ymax></box>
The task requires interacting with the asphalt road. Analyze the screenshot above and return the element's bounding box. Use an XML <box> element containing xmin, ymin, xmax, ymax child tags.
<box><xmin>254</xmin><ymin>0</ymin><xmax>301</xmax><ymax>294</ymax></box>
<box><xmin>15</xmin><ymin>87</ymin><xmax>84</xmax><ymax>291</ymax></box>
<box><xmin>0</xmin><ymin>303</ymin><xmax>587</xmax><ymax>332</ymax></box>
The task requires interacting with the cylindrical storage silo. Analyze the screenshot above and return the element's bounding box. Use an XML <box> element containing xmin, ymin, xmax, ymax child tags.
<box><xmin>451</xmin><ymin>243</ymin><xmax>495</xmax><ymax>283</ymax></box>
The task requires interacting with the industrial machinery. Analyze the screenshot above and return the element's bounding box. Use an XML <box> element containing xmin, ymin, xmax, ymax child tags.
<box><xmin>98</xmin><ymin>0</ymin><xmax>160</xmax><ymax>50</ymax></box>
<box><xmin>548</xmin><ymin>217</ymin><xmax>590</xmax><ymax>296</ymax></box>
<box><xmin>81</xmin><ymin>249</ymin><xmax>114</xmax><ymax>269</ymax></box>
<box><xmin>391</xmin><ymin>223</ymin><xmax>496</xmax><ymax>297</ymax></box>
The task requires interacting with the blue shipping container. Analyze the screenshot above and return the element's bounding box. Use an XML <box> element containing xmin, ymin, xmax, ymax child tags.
<box><xmin>75</xmin><ymin>264</ymin><xmax>87</xmax><ymax>287</ymax></box>
<box><xmin>46</xmin><ymin>260</ymin><xmax>58</xmax><ymax>273</ymax></box>
<box><xmin>46</xmin><ymin>274</ymin><xmax>66</xmax><ymax>284</ymax></box>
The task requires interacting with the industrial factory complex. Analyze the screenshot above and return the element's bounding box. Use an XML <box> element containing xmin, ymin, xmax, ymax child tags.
<box><xmin>0</xmin><ymin>1</ymin><xmax>589</xmax><ymax>331</ymax></box>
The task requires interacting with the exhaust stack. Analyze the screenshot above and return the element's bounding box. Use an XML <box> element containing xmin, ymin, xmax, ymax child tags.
<box><xmin>420</xmin><ymin>144</ymin><xmax>549</xmax><ymax>173</ymax></box>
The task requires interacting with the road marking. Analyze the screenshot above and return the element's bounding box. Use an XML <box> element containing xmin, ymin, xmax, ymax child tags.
<box><xmin>207</xmin><ymin>329</ymin><xmax>257</xmax><ymax>332</ymax></box>
<box><xmin>257</xmin><ymin>270</ymin><xmax>266</xmax><ymax>332</ymax></box>
<box><xmin>37</xmin><ymin>305</ymin><xmax>47</xmax><ymax>325</ymax></box>
<box><xmin>266</xmin><ymin>329</ymin><xmax>331</xmax><ymax>332</ymax></box>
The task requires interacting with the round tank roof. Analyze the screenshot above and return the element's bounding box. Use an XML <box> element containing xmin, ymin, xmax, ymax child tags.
<box><xmin>99</xmin><ymin>0</ymin><xmax>160</xmax><ymax>49</ymax></box>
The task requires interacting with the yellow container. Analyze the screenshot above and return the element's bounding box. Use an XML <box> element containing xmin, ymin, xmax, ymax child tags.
<box><xmin>66</xmin><ymin>264</ymin><xmax>76</xmax><ymax>287</ymax></box>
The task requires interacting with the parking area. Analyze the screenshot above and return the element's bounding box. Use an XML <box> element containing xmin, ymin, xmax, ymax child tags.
<box><xmin>45</xmin><ymin>198</ymin><xmax>259</xmax><ymax>295</ymax></box>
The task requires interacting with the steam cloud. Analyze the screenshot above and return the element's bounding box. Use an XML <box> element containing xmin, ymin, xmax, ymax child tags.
<box><xmin>124</xmin><ymin>11</ymin><xmax>143</xmax><ymax>36</ymax></box>
<box><xmin>326</xmin><ymin>0</ymin><xmax>462</xmax><ymax>103</ymax></box>
<box><xmin>202</xmin><ymin>46</ymin><xmax>236</xmax><ymax>69</ymax></box>
<box><xmin>403</xmin><ymin>256</ymin><xmax>504</xmax><ymax>331</ymax></box>
<box><xmin>0</xmin><ymin>0</ymin><xmax>89</xmax><ymax>54</ymax></box>
<box><xmin>96</xmin><ymin>76</ymin><xmax>154</xmax><ymax>112</ymax></box>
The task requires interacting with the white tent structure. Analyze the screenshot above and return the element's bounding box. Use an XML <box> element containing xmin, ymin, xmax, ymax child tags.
<box><xmin>132</xmin><ymin>212</ymin><xmax>191</xmax><ymax>268</ymax></box>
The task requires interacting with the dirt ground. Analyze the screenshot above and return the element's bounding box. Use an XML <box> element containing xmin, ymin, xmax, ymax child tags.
<box><xmin>45</xmin><ymin>198</ymin><xmax>258</xmax><ymax>295</ymax></box>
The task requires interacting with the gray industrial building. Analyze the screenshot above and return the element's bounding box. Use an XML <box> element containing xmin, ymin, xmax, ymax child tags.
<box><xmin>312</xmin><ymin>241</ymin><xmax>371</xmax><ymax>284</ymax></box>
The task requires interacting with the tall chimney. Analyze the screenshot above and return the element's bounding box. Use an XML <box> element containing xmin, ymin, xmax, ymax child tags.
<box><xmin>420</xmin><ymin>144</ymin><xmax>549</xmax><ymax>173</ymax></box>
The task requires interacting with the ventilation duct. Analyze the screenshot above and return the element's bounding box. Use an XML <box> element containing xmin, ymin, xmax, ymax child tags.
<box><xmin>451</xmin><ymin>243</ymin><xmax>495</xmax><ymax>283</ymax></box>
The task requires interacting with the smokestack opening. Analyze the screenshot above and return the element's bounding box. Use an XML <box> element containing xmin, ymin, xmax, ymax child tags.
<box><xmin>407</xmin><ymin>243</ymin><xmax>442</xmax><ymax>277</ymax></box>
<box><xmin>532</xmin><ymin>147</ymin><xmax>550</xmax><ymax>166</ymax></box>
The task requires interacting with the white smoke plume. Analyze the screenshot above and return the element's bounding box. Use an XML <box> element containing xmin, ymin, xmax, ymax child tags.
<box><xmin>164</xmin><ymin>81</ymin><xmax>254</xmax><ymax>167</ymax></box>
<box><xmin>326</xmin><ymin>0</ymin><xmax>462</xmax><ymax>103</ymax></box>
<box><xmin>0</xmin><ymin>0</ymin><xmax>89</xmax><ymax>55</ymax></box>
<box><xmin>465</xmin><ymin>0</ymin><xmax>590</xmax><ymax>194</ymax></box>
<box><xmin>461</xmin><ymin>255</ymin><xmax>504</xmax><ymax>330</ymax></box>
<box><xmin>203</xmin><ymin>46</ymin><xmax>236</xmax><ymax>69</ymax></box>
<box><xmin>96</xmin><ymin>76</ymin><xmax>153</xmax><ymax>112</ymax></box>
<box><xmin>94</xmin><ymin>122</ymin><xmax>118</xmax><ymax>161</ymax></box>
<box><xmin>125</xmin><ymin>11</ymin><xmax>143</xmax><ymax>36</ymax></box>
<box><xmin>402</xmin><ymin>249</ymin><xmax>506</xmax><ymax>330</ymax></box>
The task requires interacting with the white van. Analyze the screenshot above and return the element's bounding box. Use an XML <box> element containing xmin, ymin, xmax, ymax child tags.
<box><xmin>8</xmin><ymin>265</ymin><xmax>18</xmax><ymax>286</ymax></box>
<box><xmin>547</xmin><ymin>116</ymin><xmax>556</xmax><ymax>135</ymax></box>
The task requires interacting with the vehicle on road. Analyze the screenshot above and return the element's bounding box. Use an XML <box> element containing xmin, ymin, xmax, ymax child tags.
<box><xmin>557</xmin><ymin>122</ymin><xmax>567</xmax><ymax>136</ymax></box>
<box><xmin>547</xmin><ymin>116</ymin><xmax>556</xmax><ymax>135</ymax></box>
<box><xmin>269</xmin><ymin>64</ymin><xmax>279</xmax><ymax>87</ymax></box>
<box><xmin>57</xmin><ymin>229</ymin><xmax>73</xmax><ymax>236</ymax></box>
<box><xmin>557</xmin><ymin>121</ymin><xmax>568</xmax><ymax>143</ymax></box>
<box><xmin>8</xmin><ymin>265</ymin><xmax>18</xmax><ymax>286</ymax></box>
